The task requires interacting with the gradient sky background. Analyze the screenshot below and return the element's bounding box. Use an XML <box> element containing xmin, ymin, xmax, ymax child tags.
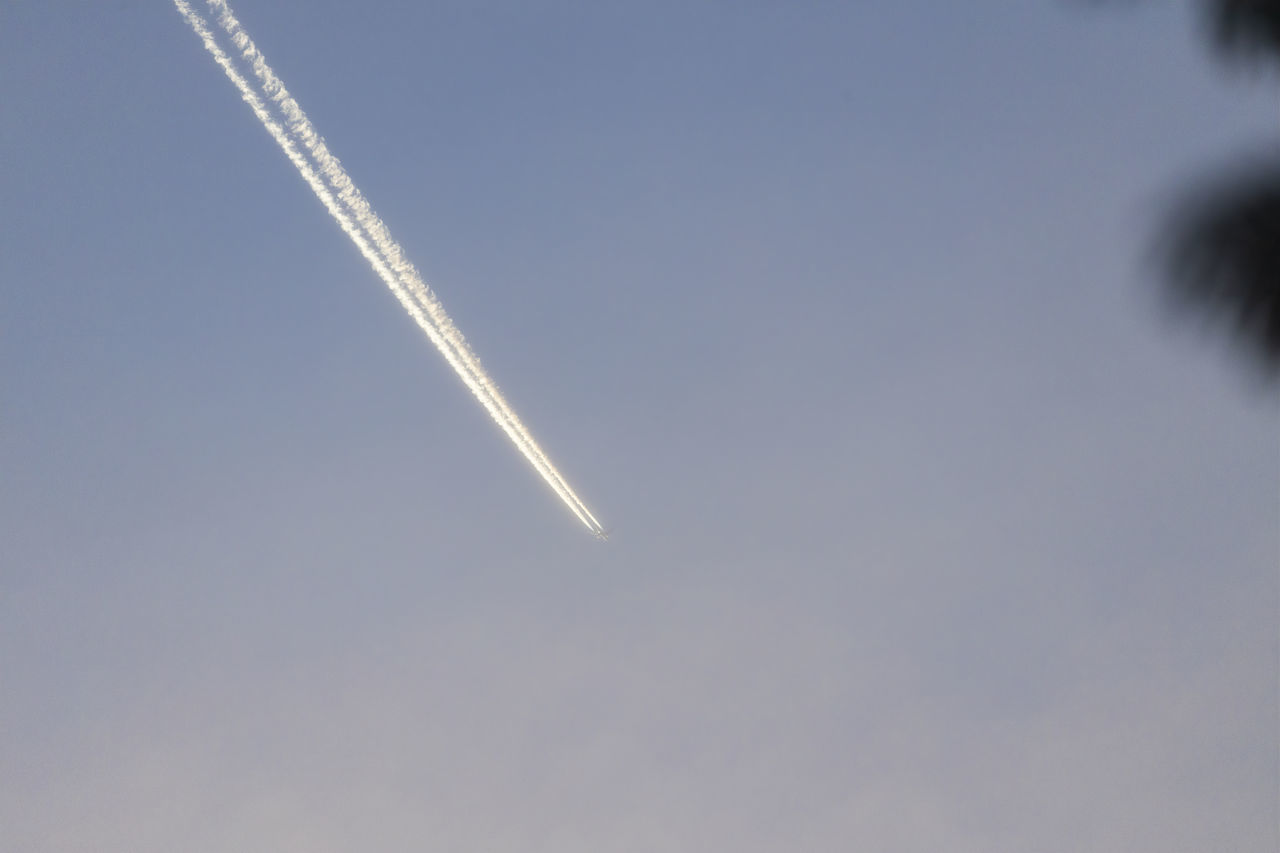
<box><xmin>2</xmin><ymin>1</ymin><xmax>1277</xmax><ymax>851</ymax></box>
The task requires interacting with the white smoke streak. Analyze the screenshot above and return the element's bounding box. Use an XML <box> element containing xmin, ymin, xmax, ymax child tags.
<box><xmin>174</xmin><ymin>0</ymin><xmax>603</xmax><ymax>536</ymax></box>
<box><xmin>201</xmin><ymin>0</ymin><xmax>602</xmax><ymax>533</ymax></box>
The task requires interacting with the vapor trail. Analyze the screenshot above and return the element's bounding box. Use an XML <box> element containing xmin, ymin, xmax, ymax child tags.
<box><xmin>202</xmin><ymin>0</ymin><xmax>602</xmax><ymax>534</ymax></box>
<box><xmin>174</xmin><ymin>0</ymin><xmax>603</xmax><ymax>535</ymax></box>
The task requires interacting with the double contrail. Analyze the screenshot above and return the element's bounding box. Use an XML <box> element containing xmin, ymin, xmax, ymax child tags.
<box><xmin>174</xmin><ymin>0</ymin><xmax>604</xmax><ymax>537</ymax></box>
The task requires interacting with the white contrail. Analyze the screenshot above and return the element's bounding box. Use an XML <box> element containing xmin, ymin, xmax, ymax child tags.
<box><xmin>174</xmin><ymin>0</ymin><xmax>604</xmax><ymax>535</ymax></box>
<box><xmin>197</xmin><ymin>1</ymin><xmax>604</xmax><ymax>536</ymax></box>
<box><xmin>201</xmin><ymin>0</ymin><xmax>603</xmax><ymax>534</ymax></box>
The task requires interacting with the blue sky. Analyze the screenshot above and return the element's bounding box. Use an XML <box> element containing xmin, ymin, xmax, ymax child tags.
<box><xmin>2</xmin><ymin>2</ymin><xmax>1276</xmax><ymax>850</ymax></box>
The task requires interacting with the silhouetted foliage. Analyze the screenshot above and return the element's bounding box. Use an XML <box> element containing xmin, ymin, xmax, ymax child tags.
<box><xmin>1210</xmin><ymin>0</ymin><xmax>1280</xmax><ymax>65</ymax></box>
<box><xmin>1162</xmin><ymin>161</ymin><xmax>1280</xmax><ymax>375</ymax></box>
<box><xmin>1088</xmin><ymin>0</ymin><xmax>1280</xmax><ymax>378</ymax></box>
<box><xmin>1163</xmin><ymin>0</ymin><xmax>1280</xmax><ymax>378</ymax></box>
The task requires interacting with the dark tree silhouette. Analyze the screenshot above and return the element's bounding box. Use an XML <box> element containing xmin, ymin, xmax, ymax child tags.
<box><xmin>1163</xmin><ymin>162</ymin><xmax>1280</xmax><ymax>374</ymax></box>
<box><xmin>1211</xmin><ymin>0</ymin><xmax>1280</xmax><ymax>64</ymax></box>
<box><xmin>1086</xmin><ymin>0</ymin><xmax>1280</xmax><ymax>377</ymax></box>
<box><xmin>1161</xmin><ymin>0</ymin><xmax>1280</xmax><ymax>378</ymax></box>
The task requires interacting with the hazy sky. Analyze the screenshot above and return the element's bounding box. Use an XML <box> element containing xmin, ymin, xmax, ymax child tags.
<box><xmin>2</xmin><ymin>2</ymin><xmax>1276</xmax><ymax>851</ymax></box>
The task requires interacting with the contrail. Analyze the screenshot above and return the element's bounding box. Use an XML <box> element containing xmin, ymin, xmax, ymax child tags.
<box><xmin>201</xmin><ymin>0</ymin><xmax>603</xmax><ymax>534</ymax></box>
<box><xmin>174</xmin><ymin>0</ymin><xmax>604</xmax><ymax>536</ymax></box>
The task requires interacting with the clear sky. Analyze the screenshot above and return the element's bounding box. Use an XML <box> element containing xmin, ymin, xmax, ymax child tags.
<box><xmin>2</xmin><ymin>1</ymin><xmax>1276</xmax><ymax>851</ymax></box>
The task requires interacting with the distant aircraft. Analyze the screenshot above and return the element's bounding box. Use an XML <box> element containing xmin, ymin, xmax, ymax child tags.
<box><xmin>593</xmin><ymin>528</ymin><xmax>611</xmax><ymax>541</ymax></box>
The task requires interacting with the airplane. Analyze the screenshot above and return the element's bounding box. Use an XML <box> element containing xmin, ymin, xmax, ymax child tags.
<box><xmin>593</xmin><ymin>527</ymin><xmax>611</xmax><ymax>541</ymax></box>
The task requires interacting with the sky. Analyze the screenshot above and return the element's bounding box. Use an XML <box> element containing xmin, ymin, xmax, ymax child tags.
<box><xmin>1</xmin><ymin>1</ymin><xmax>1276</xmax><ymax>851</ymax></box>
